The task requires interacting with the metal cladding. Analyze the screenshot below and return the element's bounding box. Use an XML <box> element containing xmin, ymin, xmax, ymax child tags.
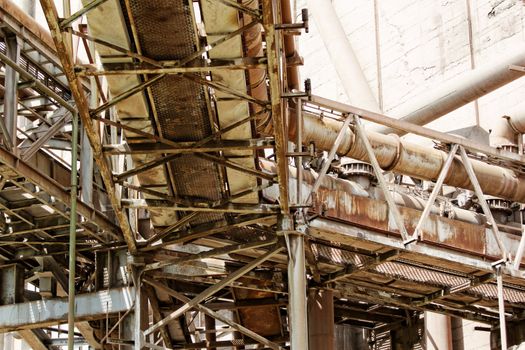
<box><xmin>290</xmin><ymin>111</ymin><xmax>525</xmax><ymax>203</ymax></box>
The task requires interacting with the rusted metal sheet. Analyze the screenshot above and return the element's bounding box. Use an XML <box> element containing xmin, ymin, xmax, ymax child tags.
<box><xmin>261</xmin><ymin>159</ymin><xmax>523</xmax><ymax>262</ymax></box>
<box><xmin>234</xmin><ymin>287</ymin><xmax>283</xmax><ymax>337</ymax></box>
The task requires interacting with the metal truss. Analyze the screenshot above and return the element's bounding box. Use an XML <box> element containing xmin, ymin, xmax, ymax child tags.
<box><xmin>0</xmin><ymin>0</ymin><xmax>524</xmax><ymax>349</ymax></box>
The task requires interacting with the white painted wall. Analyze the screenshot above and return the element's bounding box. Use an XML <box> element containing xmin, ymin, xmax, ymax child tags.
<box><xmin>296</xmin><ymin>0</ymin><xmax>525</xmax><ymax>136</ymax></box>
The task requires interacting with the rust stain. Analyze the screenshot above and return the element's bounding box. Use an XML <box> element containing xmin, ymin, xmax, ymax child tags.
<box><xmin>322</xmin><ymin>191</ymin><xmax>486</xmax><ymax>256</ymax></box>
<box><xmin>234</xmin><ymin>285</ymin><xmax>282</xmax><ymax>337</ymax></box>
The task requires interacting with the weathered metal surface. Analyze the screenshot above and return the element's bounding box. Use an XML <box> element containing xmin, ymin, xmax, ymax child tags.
<box><xmin>234</xmin><ymin>288</ymin><xmax>283</xmax><ymax>337</ymax></box>
<box><xmin>40</xmin><ymin>0</ymin><xmax>138</xmax><ymax>253</ymax></box>
<box><xmin>292</xmin><ymin>106</ymin><xmax>525</xmax><ymax>203</ymax></box>
<box><xmin>0</xmin><ymin>287</ymin><xmax>135</xmax><ymax>332</ymax></box>
<box><xmin>261</xmin><ymin>159</ymin><xmax>521</xmax><ymax>260</ymax></box>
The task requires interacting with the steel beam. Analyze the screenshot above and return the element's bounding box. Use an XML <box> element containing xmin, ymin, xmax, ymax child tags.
<box><xmin>39</xmin><ymin>0</ymin><xmax>138</xmax><ymax>253</ymax></box>
<box><xmin>459</xmin><ymin>146</ymin><xmax>508</xmax><ymax>261</ymax></box>
<box><xmin>353</xmin><ymin>115</ymin><xmax>410</xmax><ymax>242</ymax></box>
<box><xmin>306</xmin><ymin>114</ymin><xmax>352</xmax><ymax>204</ymax></box>
<box><xmin>143</xmin><ymin>278</ymin><xmax>284</xmax><ymax>350</ymax></box>
<box><xmin>121</xmin><ymin>198</ymin><xmax>279</xmax><ymax>214</ymax></box>
<box><xmin>143</xmin><ymin>247</ymin><xmax>283</xmax><ymax>336</ymax></box>
<box><xmin>262</xmin><ymin>0</ymin><xmax>289</xmax><ymax>214</ymax></box>
<box><xmin>410</xmin><ymin>144</ymin><xmax>459</xmax><ymax>241</ymax></box>
<box><xmin>310</xmin><ymin>95</ymin><xmax>525</xmax><ymax>166</ymax></box>
<box><xmin>0</xmin><ymin>287</ymin><xmax>135</xmax><ymax>332</ymax></box>
<box><xmin>76</xmin><ymin>59</ymin><xmax>267</xmax><ymax>76</ymax></box>
<box><xmin>102</xmin><ymin>138</ymin><xmax>274</xmax><ymax>155</ymax></box>
<box><xmin>3</xmin><ymin>35</ymin><xmax>19</xmax><ymax>150</ymax></box>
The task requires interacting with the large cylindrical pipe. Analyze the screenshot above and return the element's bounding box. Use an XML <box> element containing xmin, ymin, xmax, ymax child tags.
<box><xmin>375</xmin><ymin>48</ymin><xmax>525</xmax><ymax>135</ymax></box>
<box><xmin>307</xmin><ymin>0</ymin><xmax>380</xmax><ymax>113</ymax></box>
<box><xmin>308</xmin><ymin>289</ymin><xmax>334</xmax><ymax>350</ymax></box>
<box><xmin>242</xmin><ymin>0</ymin><xmax>271</xmax><ymax>133</ymax></box>
<box><xmin>424</xmin><ymin>312</ymin><xmax>452</xmax><ymax>350</ymax></box>
<box><xmin>281</xmin><ymin>0</ymin><xmax>300</xmax><ymax>91</ymax></box>
<box><xmin>290</xmin><ymin>112</ymin><xmax>525</xmax><ymax>203</ymax></box>
<box><xmin>0</xmin><ymin>0</ymin><xmax>55</xmax><ymax>50</ymax></box>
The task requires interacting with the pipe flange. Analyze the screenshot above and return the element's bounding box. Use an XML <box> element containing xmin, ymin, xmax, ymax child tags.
<box><xmin>338</xmin><ymin>160</ymin><xmax>375</xmax><ymax>180</ymax></box>
<box><xmin>486</xmin><ymin>197</ymin><xmax>513</xmax><ymax>215</ymax></box>
<box><xmin>382</xmin><ymin>133</ymin><xmax>403</xmax><ymax>172</ymax></box>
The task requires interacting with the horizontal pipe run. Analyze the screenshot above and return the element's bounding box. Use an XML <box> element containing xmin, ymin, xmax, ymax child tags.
<box><xmin>375</xmin><ymin>47</ymin><xmax>525</xmax><ymax>135</ymax></box>
<box><xmin>290</xmin><ymin>111</ymin><xmax>525</xmax><ymax>203</ymax></box>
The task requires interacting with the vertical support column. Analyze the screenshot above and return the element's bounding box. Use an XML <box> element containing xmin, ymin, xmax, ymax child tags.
<box><xmin>424</xmin><ymin>312</ymin><xmax>452</xmax><ymax>350</ymax></box>
<box><xmin>134</xmin><ymin>278</ymin><xmax>143</xmax><ymax>350</ymax></box>
<box><xmin>67</xmin><ymin>111</ymin><xmax>79</xmax><ymax>350</ymax></box>
<box><xmin>308</xmin><ymin>289</ymin><xmax>334</xmax><ymax>350</ymax></box>
<box><xmin>496</xmin><ymin>266</ymin><xmax>507</xmax><ymax>350</ymax></box>
<box><xmin>205</xmin><ymin>315</ymin><xmax>217</xmax><ymax>350</ymax></box>
<box><xmin>4</xmin><ymin>35</ymin><xmax>20</xmax><ymax>151</ymax></box>
<box><xmin>283</xmin><ymin>215</ymin><xmax>308</xmax><ymax>350</ymax></box>
<box><xmin>80</xmin><ymin>70</ymin><xmax>96</xmax><ymax>206</ymax></box>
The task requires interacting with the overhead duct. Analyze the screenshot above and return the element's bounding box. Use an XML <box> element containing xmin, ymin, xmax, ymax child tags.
<box><xmin>290</xmin><ymin>111</ymin><xmax>525</xmax><ymax>203</ymax></box>
<box><xmin>307</xmin><ymin>0</ymin><xmax>380</xmax><ymax>113</ymax></box>
<box><xmin>375</xmin><ymin>48</ymin><xmax>525</xmax><ymax>135</ymax></box>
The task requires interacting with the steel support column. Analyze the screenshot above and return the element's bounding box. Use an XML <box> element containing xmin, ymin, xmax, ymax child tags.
<box><xmin>3</xmin><ymin>35</ymin><xmax>20</xmax><ymax>150</ymax></box>
<box><xmin>308</xmin><ymin>289</ymin><xmax>334</xmax><ymax>350</ymax></box>
<box><xmin>283</xmin><ymin>214</ymin><xmax>308</xmax><ymax>350</ymax></box>
<box><xmin>496</xmin><ymin>266</ymin><xmax>508</xmax><ymax>350</ymax></box>
<box><xmin>67</xmin><ymin>111</ymin><xmax>79</xmax><ymax>350</ymax></box>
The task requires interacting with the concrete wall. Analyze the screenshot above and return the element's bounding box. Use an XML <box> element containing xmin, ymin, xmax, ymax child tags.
<box><xmin>296</xmin><ymin>0</ymin><xmax>525</xmax><ymax>137</ymax></box>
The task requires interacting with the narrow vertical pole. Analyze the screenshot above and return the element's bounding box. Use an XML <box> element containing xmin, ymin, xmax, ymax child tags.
<box><xmin>284</xmin><ymin>213</ymin><xmax>308</xmax><ymax>350</ymax></box>
<box><xmin>67</xmin><ymin>112</ymin><xmax>79</xmax><ymax>350</ymax></box>
<box><xmin>496</xmin><ymin>266</ymin><xmax>507</xmax><ymax>350</ymax></box>
<box><xmin>80</xmin><ymin>48</ymin><xmax>96</xmax><ymax>206</ymax></box>
<box><xmin>295</xmin><ymin>98</ymin><xmax>303</xmax><ymax>206</ymax></box>
<box><xmin>135</xmin><ymin>274</ymin><xmax>142</xmax><ymax>350</ymax></box>
<box><xmin>205</xmin><ymin>315</ymin><xmax>217</xmax><ymax>350</ymax></box>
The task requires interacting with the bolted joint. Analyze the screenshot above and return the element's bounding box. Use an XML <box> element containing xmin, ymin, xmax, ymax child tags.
<box><xmin>275</xmin><ymin>8</ymin><xmax>309</xmax><ymax>33</ymax></box>
<box><xmin>281</xmin><ymin>79</ymin><xmax>312</xmax><ymax>99</ymax></box>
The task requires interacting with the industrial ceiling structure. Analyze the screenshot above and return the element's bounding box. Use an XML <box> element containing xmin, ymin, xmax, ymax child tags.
<box><xmin>0</xmin><ymin>0</ymin><xmax>525</xmax><ymax>349</ymax></box>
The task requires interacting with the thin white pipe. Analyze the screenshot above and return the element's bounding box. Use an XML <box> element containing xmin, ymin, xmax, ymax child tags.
<box><xmin>307</xmin><ymin>0</ymin><xmax>380</xmax><ymax>113</ymax></box>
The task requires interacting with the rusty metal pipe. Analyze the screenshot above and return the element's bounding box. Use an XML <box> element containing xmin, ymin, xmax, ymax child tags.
<box><xmin>242</xmin><ymin>0</ymin><xmax>271</xmax><ymax>133</ymax></box>
<box><xmin>376</xmin><ymin>47</ymin><xmax>525</xmax><ymax>135</ymax></box>
<box><xmin>280</xmin><ymin>0</ymin><xmax>300</xmax><ymax>91</ymax></box>
<box><xmin>291</xmin><ymin>111</ymin><xmax>525</xmax><ymax>203</ymax></box>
